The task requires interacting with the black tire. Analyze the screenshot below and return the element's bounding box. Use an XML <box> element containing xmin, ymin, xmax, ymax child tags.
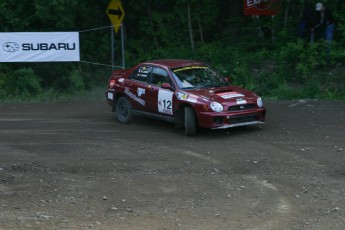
<box><xmin>116</xmin><ymin>97</ymin><xmax>132</xmax><ymax>123</ymax></box>
<box><xmin>184</xmin><ymin>106</ymin><xmax>197</xmax><ymax>136</ymax></box>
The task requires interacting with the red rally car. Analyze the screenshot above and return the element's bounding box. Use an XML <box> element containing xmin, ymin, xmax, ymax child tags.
<box><xmin>106</xmin><ymin>59</ymin><xmax>266</xmax><ymax>136</ymax></box>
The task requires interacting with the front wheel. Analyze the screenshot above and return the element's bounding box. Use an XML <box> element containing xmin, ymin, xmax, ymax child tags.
<box><xmin>116</xmin><ymin>97</ymin><xmax>132</xmax><ymax>123</ymax></box>
<box><xmin>184</xmin><ymin>106</ymin><xmax>197</xmax><ymax>136</ymax></box>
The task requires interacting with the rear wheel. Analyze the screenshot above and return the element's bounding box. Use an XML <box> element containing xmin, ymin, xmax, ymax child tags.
<box><xmin>116</xmin><ymin>97</ymin><xmax>132</xmax><ymax>123</ymax></box>
<box><xmin>184</xmin><ymin>106</ymin><xmax>197</xmax><ymax>136</ymax></box>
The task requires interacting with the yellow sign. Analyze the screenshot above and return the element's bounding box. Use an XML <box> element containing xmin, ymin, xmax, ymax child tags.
<box><xmin>107</xmin><ymin>0</ymin><xmax>125</xmax><ymax>33</ymax></box>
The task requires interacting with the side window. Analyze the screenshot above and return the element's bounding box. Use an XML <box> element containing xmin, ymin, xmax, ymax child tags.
<box><xmin>129</xmin><ymin>66</ymin><xmax>152</xmax><ymax>83</ymax></box>
<box><xmin>150</xmin><ymin>67</ymin><xmax>169</xmax><ymax>86</ymax></box>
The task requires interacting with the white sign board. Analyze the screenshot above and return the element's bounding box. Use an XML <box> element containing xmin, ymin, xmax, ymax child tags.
<box><xmin>0</xmin><ymin>32</ymin><xmax>80</xmax><ymax>62</ymax></box>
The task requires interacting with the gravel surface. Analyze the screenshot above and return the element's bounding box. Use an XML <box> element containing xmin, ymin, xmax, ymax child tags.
<box><xmin>0</xmin><ymin>99</ymin><xmax>345</xmax><ymax>230</ymax></box>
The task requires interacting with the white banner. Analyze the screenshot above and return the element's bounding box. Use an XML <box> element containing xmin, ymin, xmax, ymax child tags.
<box><xmin>0</xmin><ymin>32</ymin><xmax>80</xmax><ymax>62</ymax></box>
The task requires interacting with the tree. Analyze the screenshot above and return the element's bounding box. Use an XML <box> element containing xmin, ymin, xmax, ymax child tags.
<box><xmin>0</xmin><ymin>0</ymin><xmax>344</xmax><ymax>100</ymax></box>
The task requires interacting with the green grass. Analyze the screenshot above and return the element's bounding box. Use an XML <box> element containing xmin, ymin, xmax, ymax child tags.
<box><xmin>0</xmin><ymin>86</ymin><xmax>106</xmax><ymax>104</ymax></box>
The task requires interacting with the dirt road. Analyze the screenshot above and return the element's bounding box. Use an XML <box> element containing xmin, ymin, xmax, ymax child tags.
<box><xmin>0</xmin><ymin>99</ymin><xmax>345</xmax><ymax>230</ymax></box>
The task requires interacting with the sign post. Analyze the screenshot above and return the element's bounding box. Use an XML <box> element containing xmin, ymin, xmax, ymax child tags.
<box><xmin>243</xmin><ymin>0</ymin><xmax>281</xmax><ymax>42</ymax></box>
<box><xmin>107</xmin><ymin>0</ymin><xmax>125</xmax><ymax>69</ymax></box>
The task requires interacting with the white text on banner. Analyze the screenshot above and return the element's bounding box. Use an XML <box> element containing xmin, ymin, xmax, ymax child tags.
<box><xmin>0</xmin><ymin>32</ymin><xmax>80</xmax><ymax>62</ymax></box>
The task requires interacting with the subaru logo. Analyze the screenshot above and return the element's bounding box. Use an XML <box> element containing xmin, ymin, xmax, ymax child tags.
<box><xmin>2</xmin><ymin>42</ymin><xmax>20</xmax><ymax>52</ymax></box>
<box><xmin>240</xmin><ymin>105</ymin><xmax>245</xmax><ymax>109</ymax></box>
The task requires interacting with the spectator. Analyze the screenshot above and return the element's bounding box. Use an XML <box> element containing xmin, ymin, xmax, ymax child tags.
<box><xmin>298</xmin><ymin>2</ymin><xmax>317</xmax><ymax>40</ymax></box>
<box><xmin>311</xmin><ymin>2</ymin><xmax>335</xmax><ymax>43</ymax></box>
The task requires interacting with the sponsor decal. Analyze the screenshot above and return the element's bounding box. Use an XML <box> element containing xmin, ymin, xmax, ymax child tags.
<box><xmin>173</xmin><ymin>66</ymin><xmax>207</xmax><ymax>72</ymax></box>
<box><xmin>158</xmin><ymin>90</ymin><xmax>173</xmax><ymax>115</ymax></box>
<box><xmin>243</xmin><ymin>0</ymin><xmax>280</xmax><ymax>16</ymax></box>
<box><xmin>2</xmin><ymin>42</ymin><xmax>20</xmax><ymax>52</ymax></box>
<box><xmin>124</xmin><ymin>88</ymin><xmax>145</xmax><ymax>106</ymax></box>
<box><xmin>21</xmin><ymin>43</ymin><xmax>76</xmax><ymax>51</ymax></box>
<box><xmin>176</xmin><ymin>92</ymin><xmax>188</xmax><ymax>100</ymax></box>
<box><xmin>137</xmin><ymin>66</ymin><xmax>150</xmax><ymax>78</ymax></box>
<box><xmin>2</xmin><ymin>42</ymin><xmax>75</xmax><ymax>52</ymax></box>
<box><xmin>218</xmin><ymin>92</ymin><xmax>245</xmax><ymax>99</ymax></box>
<box><xmin>186</xmin><ymin>97</ymin><xmax>197</xmax><ymax>103</ymax></box>
<box><xmin>107</xmin><ymin>92</ymin><xmax>113</xmax><ymax>100</ymax></box>
<box><xmin>137</xmin><ymin>88</ymin><xmax>145</xmax><ymax>97</ymax></box>
<box><xmin>176</xmin><ymin>92</ymin><xmax>198</xmax><ymax>103</ymax></box>
<box><xmin>0</xmin><ymin>32</ymin><xmax>80</xmax><ymax>62</ymax></box>
<box><xmin>236</xmin><ymin>98</ymin><xmax>247</xmax><ymax>105</ymax></box>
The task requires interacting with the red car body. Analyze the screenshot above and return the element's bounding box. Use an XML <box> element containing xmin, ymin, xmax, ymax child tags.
<box><xmin>106</xmin><ymin>59</ymin><xmax>266</xmax><ymax>136</ymax></box>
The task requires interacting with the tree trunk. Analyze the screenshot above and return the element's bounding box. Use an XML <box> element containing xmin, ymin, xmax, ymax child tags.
<box><xmin>147</xmin><ymin>0</ymin><xmax>158</xmax><ymax>49</ymax></box>
<box><xmin>198</xmin><ymin>19</ymin><xmax>204</xmax><ymax>43</ymax></box>
<box><xmin>187</xmin><ymin>2</ymin><xmax>194</xmax><ymax>53</ymax></box>
<box><xmin>226</xmin><ymin>1</ymin><xmax>242</xmax><ymax>43</ymax></box>
<box><xmin>284</xmin><ymin>1</ymin><xmax>290</xmax><ymax>28</ymax></box>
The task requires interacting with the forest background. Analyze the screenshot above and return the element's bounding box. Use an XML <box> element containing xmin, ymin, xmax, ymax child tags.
<box><xmin>0</xmin><ymin>0</ymin><xmax>344</xmax><ymax>102</ymax></box>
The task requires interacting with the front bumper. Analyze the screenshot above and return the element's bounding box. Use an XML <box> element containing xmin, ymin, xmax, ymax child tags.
<box><xmin>211</xmin><ymin>120</ymin><xmax>265</xmax><ymax>129</ymax></box>
<box><xmin>196</xmin><ymin>108</ymin><xmax>266</xmax><ymax>129</ymax></box>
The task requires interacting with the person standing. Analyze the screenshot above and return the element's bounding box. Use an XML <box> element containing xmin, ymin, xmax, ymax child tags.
<box><xmin>298</xmin><ymin>2</ymin><xmax>317</xmax><ymax>40</ymax></box>
<box><xmin>311</xmin><ymin>2</ymin><xmax>335</xmax><ymax>42</ymax></box>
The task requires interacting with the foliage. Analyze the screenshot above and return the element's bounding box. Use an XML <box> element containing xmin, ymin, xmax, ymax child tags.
<box><xmin>0</xmin><ymin>67</ymin><xmax>42</xmax><ymax>99</ymax></box>
<box><xmin>67</xmin><ymin>68</ymin><xmax>85</xmax><ymax>92</ymax></box>
<box><xmin>0</xmin><ymin>0</ymin><xmax>344</xmax><ymax>102</ymax></box>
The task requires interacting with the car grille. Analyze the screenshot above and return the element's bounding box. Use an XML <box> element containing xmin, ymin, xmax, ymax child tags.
<box><xmin>230</xmin><ymin>115</ymin><xmax>257</xmax><ymax>124</ymax></box>
<box><xmin>228</xmin><ymin>103</ymin><xmax>256</xmax><ymax>111</ymax></box>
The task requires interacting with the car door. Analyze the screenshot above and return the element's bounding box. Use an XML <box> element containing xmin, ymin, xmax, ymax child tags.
<box><xmin>147</xmin><ymin>67</ymin><xmax>174</xmax><ymax>116</ymax></box>
<box><xmin>126</xmin><ymin>65</ymin><xmax>153</xmax><ymax>111</ymax></box>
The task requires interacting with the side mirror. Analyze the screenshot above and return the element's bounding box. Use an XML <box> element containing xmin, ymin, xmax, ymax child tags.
<box><xmin>161</xmin><ymin>82</ymin><xmax>175</xmax><ymax>91</ymax></box>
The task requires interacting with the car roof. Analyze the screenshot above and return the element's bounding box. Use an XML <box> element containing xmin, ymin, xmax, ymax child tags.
<box><xmin>142</xmin><ymin>59</ymin><xmax>207</xmax><ymax>69</ymax></box>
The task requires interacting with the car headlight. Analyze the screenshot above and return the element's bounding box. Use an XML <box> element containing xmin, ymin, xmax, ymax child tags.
<box><xmin>210</xmin><ymin>102</ymin><xmax>223</xmax><ymax>112</ymax></box>
<box><xmin>257</xmin><ymin>97</ymin><xmax>263</xmax><ymax>108</ymax></box>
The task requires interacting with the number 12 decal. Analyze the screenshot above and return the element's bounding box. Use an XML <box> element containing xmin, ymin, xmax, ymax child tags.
<box><xmin>158</xmin><ymin>90</ymin><xmax>173</xmax><ymax>115</ymax></box>
<box><xmin>162</xmin><ymin>99</ymin><xmax>172</xmax><ymax>109</ymax></box>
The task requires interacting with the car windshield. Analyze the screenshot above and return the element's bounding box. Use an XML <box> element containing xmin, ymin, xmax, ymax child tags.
<box><xmin>171</xmin><ymin>66</ymin><xmax>229</xmax><ymax>89</ymax></box>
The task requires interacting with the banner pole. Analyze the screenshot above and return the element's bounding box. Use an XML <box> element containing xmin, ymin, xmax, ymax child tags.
<box><xmin>121</xmin><ymin>23</ymin><xmax>125</xmax><ymax>68</ymax></box>
<box><xmin>111</xmin><ymin>25</ymin><xmax>114</xmax><ymax>72</ymax></box>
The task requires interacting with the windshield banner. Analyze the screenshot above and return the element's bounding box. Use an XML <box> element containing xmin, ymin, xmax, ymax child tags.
<box><xmin>0</xmin><ymin>32</ymin><xmax>80</xmax><ymax>62</ymax></box>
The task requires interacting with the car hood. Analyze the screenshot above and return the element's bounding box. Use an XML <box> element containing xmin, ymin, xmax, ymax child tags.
<box><xmin>185</xmin><ymin>86</ymin><xmax>257</xmax><ymax>103</ymax></box>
